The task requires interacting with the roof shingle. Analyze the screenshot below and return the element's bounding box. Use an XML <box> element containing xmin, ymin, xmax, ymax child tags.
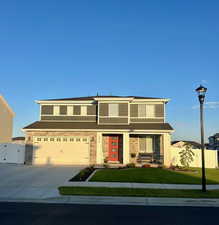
<box><xmin>23</xmin><ymin>121</ymin><xmax>174</xmax><ymax>131</ymax></box>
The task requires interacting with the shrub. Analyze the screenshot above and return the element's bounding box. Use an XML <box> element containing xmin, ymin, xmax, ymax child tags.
<box><xmin>142</xmin><ymin>164</ymin><xmax>151</xmax><ymax>168</ymax></box>
<box><xmin>126</xmin><ymin>163</ymin><xmax>136</xmax><ymax>168</ymax></box>
<box><xmin>130</xmin><ymin>153</ymin><xmax>136</xmax><ymax>158</ymax></box>
<box><xmin>179</xmin><ymin>144</ymin><xmax>195</xmax><ymax>169</ymax></box>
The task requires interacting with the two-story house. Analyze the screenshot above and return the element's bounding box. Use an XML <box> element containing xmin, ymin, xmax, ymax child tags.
<box><xmin>0</xmin><ymin>95</ymin><xmax>15</xmax><ymax>143</ymax></box>
<box><xmin>23</xmin><ymin>96</ymin><xmax>174</xmax><ymax>166</ymax></box>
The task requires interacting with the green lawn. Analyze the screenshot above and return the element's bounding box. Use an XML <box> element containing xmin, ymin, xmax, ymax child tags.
<box><xmin>59</xmin><ymin>186</ymin><xmax>219</xmax><ymax>198</ymax></box>
<box><xmin>90</xmin><ymin>168</ymin><xmax>219</xmax><ymax>184</ymax></box>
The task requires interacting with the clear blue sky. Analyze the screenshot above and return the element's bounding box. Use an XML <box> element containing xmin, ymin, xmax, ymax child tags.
<box><xmin>1</xmin><ymin>0</ymin><xmax>219</xmax><ymax>142</ymax></box>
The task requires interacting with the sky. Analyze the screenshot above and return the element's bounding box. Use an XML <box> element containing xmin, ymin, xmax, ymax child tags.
<box><xmin>0</xmin><ymin>0</ymin><xmax>219</xmax><ymax>142</ymax></box>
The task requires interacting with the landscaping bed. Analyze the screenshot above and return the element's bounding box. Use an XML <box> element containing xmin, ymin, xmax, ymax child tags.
<box><xmin>59</xmin><ymin>186</ymin><xmax>219</xmax><ymax>198</ymax></box>
<box><xmin>69</xmin><ymin>167</ymin><xmax>95</xmax><ymax>182</ymax></box>
<box><xmin>90</xmin><ymin>168</ymin><xmax>219</xmax><ymax>184</ymax></box>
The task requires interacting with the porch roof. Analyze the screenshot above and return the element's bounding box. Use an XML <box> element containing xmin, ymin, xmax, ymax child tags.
<box><xmin>23</xmin><ymin>121</ymin><xmax>174</xmax><ymax>131</ymax></box>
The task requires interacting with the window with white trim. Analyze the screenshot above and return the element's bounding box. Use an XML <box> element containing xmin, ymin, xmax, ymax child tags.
<box><xmin>81</xmin><ymin>106</ymin><xmax>87</xmax><ymax>116</ymax></box>
<box><xmin>108</xmin><ymin>104</ymin><xmax>119</xmax><ymax>117</ymax></box>
<box><xmin>138</xmin><ymin>104</ymin><xmax>155</xmax><ymax>118</ymax></box>
<box><xmin>146</xmin><ymin>105</ymin><xmax>155</xmax><ymax>117</ymax></box>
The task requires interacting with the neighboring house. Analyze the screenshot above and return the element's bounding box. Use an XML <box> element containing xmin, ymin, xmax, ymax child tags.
<box><xmin>12</xmin><ymin>137</ymin><xmax>25</xmax><ymax>144</ymax></box>
<box><xmin>208</xmin><ymin>133</ymin><xmax>219</xmax><ymax>150</ymax></box>
<box><xmin>23</xmin><ymin>96</ymin><xmax>174</xmax><ymax>166</ymax></box>
<box><xmin>171</xmin><ymin>140</ymin><xmax>201</xmax><ymax>149</ymax></box>
<box><xmin>0</xmin><ymin>95</ymin><xmax>15</xmax><ymax>143</ymax></box>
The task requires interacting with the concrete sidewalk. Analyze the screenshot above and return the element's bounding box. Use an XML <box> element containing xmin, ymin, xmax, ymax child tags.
<box><xmin>62</xmin><ymin>181</ymin><xmax>219</xmax><ymax>190</ymax></box>
<box><xmin>1</xmin><ymin>195</ymin><xmax>219</xmax><ymax>207</ymax></box>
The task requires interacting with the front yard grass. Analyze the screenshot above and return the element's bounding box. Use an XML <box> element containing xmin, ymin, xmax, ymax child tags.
<box><xmin>90</xmin><ymin>168</ymin><xmax>219</xmax><ymax>184</ymax></box>
<box><xmin>59</xmin><ymin>186</ymin><xmax>219</xmax><ymax>198</ymax></box>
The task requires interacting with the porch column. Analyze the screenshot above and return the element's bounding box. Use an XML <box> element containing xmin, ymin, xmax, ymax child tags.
<box><xmin>96</xmin><ymin>132</ymin><xmax>104</xmax><ymax>164</ymax></box>
<box><xmin>163</xmin><ymin>133</ymin><xmax>171</xmax><ymax>167</ymax></box>
<box><xmin>123</xmin><ymin>133</ymin><xmax>130</xmax><ymax>164</ymax></box>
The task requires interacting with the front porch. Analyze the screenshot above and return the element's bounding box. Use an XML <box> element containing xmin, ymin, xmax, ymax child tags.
<box><xmin>96</xmin><ymin>132</ymin><xmax>171</xmax><ymax>166</ymax></box>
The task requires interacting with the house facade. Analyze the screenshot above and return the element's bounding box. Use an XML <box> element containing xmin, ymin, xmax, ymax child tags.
<box><xmin>0</xmin><ymin>95</ymin><xmax>15</xmax><ymax>143</ymax></box>
<box><xmin>23</xmin><ymin>96</ymin><xmax>174</xmax><ymax>166</ymax></box>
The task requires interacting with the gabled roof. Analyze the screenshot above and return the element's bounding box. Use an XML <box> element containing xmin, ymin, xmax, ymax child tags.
<box><xmin>23</xmin><ymin>121</ymin><xmax>174</xmax><ymax>131</ymax></box>
<box><xmin>38</xmin><ymin>95</ymin><xmax>168</xmax><ymax>102</ymax></box>
<box><xmin>0</xmin><ymin>95</ymin><xmax>15</xmax><ymax>116</ymax></box>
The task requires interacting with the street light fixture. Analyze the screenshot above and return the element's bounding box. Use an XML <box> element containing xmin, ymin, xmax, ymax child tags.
<box><xmin>195</xmin><ymin>85</ymin><xmax>207</xmax><ymax>192</ymax></box>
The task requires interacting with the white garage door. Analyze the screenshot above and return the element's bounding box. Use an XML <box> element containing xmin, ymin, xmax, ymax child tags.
<box><xmin>33</xmin><ymin>136</ymin><xmax>90</xmax><ymax>165</ymax></box>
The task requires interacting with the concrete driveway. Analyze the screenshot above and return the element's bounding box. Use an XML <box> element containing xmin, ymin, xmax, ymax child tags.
<box><xmin>0</xmin><ymin>164</ymin><xmax>83</xmax><ymax>200</ymax></box>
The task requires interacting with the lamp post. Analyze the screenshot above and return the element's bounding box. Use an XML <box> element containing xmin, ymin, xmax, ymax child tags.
<box><xmin>195</xmin><ymin>85</ymin><xmax>207</xmax><ymax>192</ymax></box>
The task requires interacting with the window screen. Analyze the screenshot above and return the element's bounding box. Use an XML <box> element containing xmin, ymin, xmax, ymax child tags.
<box><xmin>109</xmin><ymin>104</ymin><xmax>118</xmax><ymax>117</ymax></box>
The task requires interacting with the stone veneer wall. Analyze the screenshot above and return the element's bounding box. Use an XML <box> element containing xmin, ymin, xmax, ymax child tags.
<box><xmin>25</xmin><ymin>131</ymin><xmax>97</xmax><ymax>165</ymax></box>
<box><xmin>102</xmin><ymin>135</ymin><xmax>109</xmax><ymax>162</ymax></box>
<box><xmin>129</xmin><ymin>136</ymin><xmax>139</xmax><ymax>163</ymax></box>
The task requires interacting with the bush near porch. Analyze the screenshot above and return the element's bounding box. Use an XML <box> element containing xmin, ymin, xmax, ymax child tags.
<box><xmin>90</xmin><ymin>168</ymin><xmax>219</xmax><ymax>184</ymax></box>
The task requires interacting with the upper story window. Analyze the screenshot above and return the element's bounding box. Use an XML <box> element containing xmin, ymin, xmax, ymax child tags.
<box><xmin>41</xmin><ymin>105</ymin><xmax>89</xmax><ymax>116</ymax></box>
<box><xmin>108</xmin><ymin>104</ymin><xmax>119</xmax><ymax>117</ymax></box>
<box><xmin>138</xmin><ymin>104</ymin><xmax>155</xmax><ymax>118</ymax></box>
<box><xmin>41</xmin><ymin>105</ymin><xmax>54</xmax><ymax>115</ymax></box>
<box><xmin>81</xmin><ymin>106</ymin><xmax>87</xmax><ymax>116</ymax></box>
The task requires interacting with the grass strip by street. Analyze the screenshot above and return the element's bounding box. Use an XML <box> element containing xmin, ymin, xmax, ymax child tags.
<box><xmin>90</xmin><ymin>168</ymin><xmax>219</xmax><ymax>184</ymax></box>
<box><xmin>58</xmin><ymin>186</ymin><xmax>219</xmax><ymax>198</ymax></box>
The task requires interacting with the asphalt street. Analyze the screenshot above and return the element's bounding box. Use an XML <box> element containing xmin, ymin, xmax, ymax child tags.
<box><xmin>0</xmin><ymin>202</ymin><xmax>218</xmax><ymax>225</ymax></box>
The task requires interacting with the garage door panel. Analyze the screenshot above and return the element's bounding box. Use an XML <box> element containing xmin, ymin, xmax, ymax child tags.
<box><xmin>33</xmin><ymin>136</ymin><xmax>90</xmax><ymax>165</ymax></box>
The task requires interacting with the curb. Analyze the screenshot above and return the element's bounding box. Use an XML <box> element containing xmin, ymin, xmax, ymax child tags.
<box><xmin>1</xmin><ymin>196</ymin><xmax>219</xmax><ymax>207</ymax></box>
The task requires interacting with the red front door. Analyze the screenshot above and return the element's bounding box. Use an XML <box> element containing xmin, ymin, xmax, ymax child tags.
<box><xmin>108</xmin><ymin>136</ymin><xmax>120</xmax><ymax>162</ymax></box>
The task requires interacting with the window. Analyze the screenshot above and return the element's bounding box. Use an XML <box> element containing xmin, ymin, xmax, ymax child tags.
<box><xmin>54</xmin><ymin>105</ymin><xmax>59</xmax><ymax>115</ymax></box>
<box><xmin>44</xmin><ymin>138</ymin><xmax>48</xmax><ymax>142</ymax></box>
<box><xmin>76</xmin><ymin>138</ymin><xmax>80</xmax><ymax>142</ymax></box>
<box><xmin>146</xmin><ymin>105</ymin><xmax>155</xmax><ymax>118</ymax></box>
<box><xmin>57</xmin><ymin>138</ymin><xmax>61</xmax><ymax>142</ymax></box>
<box><xmin>41</xmin><ymin>105</ymin><xmax>54</xmax><ymax>115</ymax></box>
<box><xmin>70</xmin><ymin>138</ymin><xmax>74</xmax><ymax>142</ymax></box>
<box><xmin>109</xmin><ymin>104</ymin><xmax>118</xmax><ymax>117</ymax></box>
<box><xmin>37</xmin><ymin>138</ymin><xmax>41</xmax><ymax>142</ymax></box>
<box><xmin>67</xmin><ymin>106</ymin><xmax>73</xmax><ymax>115</ymax></box>
<box><xmin>63</xmin><ymin>138</ymin><xmax>67</xmax><ymax>142</ymax></box>
<box><xmin>138</xmin><ymin>104</ymin><xmax>155</xmax><ymax>118</ymax></box>
<box><xmin>50</xmin><ymin>138</ymin><xmax>54</xmax><ymax>142</ymax></box>
<box><xmin>81</xmin><ymin>106</ymin><xmax>87</xmax><ymax>116</ymax></box>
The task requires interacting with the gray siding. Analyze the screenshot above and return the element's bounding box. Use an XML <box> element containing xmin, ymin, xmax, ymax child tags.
<box><xmin>130</xmin><ymin>118</ymin><xmax>164</xmax><ymax>123</ymax></box>
<box><xmin>41</xmin><ymin>105</ymin><xmax>54</xmax><ymax>115</ymax></box>
<box><xmin>99</xmin><ymin>103</ymin><xmax>108</xmax><ymax>116</ymax></box>
<box><xmin>99</xmin><ymin>117</ymin><xmax>128</xmax><ymax>124</ymax></box>
<box><xmin>60</xmin><ymin>106</ymin><xmax>67</xmax><ymax>115</ymax></box>
<box><xmin>41</xmin><ymin>116</ymin><xmax>96</xmax><ymax>121</ymax></box>
<box><xmin>155</xmin><ymin>104</ymin><xmax>164</xmax><ymax>117</ymax></box>
<box><xmin>119</xmin><ymin>103</ymin><xmax>128</xmax><ymax>116</ymax></box>
<box><xmin>73</xmin><ymin>106</ymin><xmax>81</xmax><ymax>115</ymax></box>
<box><xmin>130</xmin><ymin>104</ymin><xmax>138</xmax><ymax>117</ymax></box>
<box><xmin>87</xmin><ymin>105</ymin><xmax>96</xmax><ymax>115</ymax></box>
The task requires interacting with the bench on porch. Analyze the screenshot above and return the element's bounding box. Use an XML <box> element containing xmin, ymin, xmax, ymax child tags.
<box><xmin>137</xmin><ymin>153</ymin><xmax>163</xmax><ymax>164</ymax></box>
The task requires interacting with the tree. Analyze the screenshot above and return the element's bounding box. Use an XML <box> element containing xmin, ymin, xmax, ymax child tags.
<box><xmin>179</xmin><ymin>143</ymin><xmax>195</xmax><ymax>169</ymax></box>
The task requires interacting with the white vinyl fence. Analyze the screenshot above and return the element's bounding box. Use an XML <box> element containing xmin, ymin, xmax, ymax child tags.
<box><xmin>0</xmin><ymin>143</ymin><xmax>25</xmax><ymax>164</ymax></box>
<box><xmin>170</xmin><ymin>147</ymin><xmax>218</xmax><ymax>168</ymax></box>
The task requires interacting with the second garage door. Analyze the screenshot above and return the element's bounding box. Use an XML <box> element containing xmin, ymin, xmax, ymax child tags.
<box><xmin>33</xmin><ymin>136</ymin><xmax>90</xmax><ymax>165</ymax></box>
